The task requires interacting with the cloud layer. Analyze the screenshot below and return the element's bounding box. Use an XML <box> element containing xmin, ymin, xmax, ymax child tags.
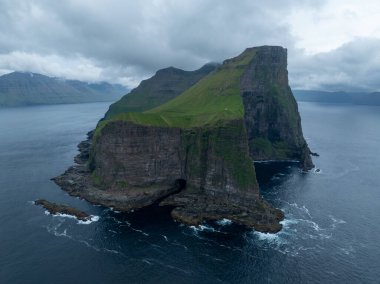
<box><xmin>0</xmin><ymin>0</ymin><xmax>379</xmax><ymax>91</ymax></box>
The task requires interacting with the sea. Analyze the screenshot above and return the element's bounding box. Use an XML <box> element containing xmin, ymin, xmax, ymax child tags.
<box><xmin>0</xmin><ymin>101</ymin><xmax>379</xmax><ymax>283</ymax></box>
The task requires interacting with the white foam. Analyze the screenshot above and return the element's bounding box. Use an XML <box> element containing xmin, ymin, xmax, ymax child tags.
<box><xmin>302</xmin><ymin>206</ymin><xmax>312</xmax><ymax>218</ymax></box>
<box><xmin>161</xmin><ymin>235</ymin><xmax>169</xmax><ymax>241</ymax></box>
<box><xmin>190</xmin><ymin>224</ymin><xmax>216</xmax><ymax>232</ymax></box>
<box><xmin>77</xmin><ymin>215</ymin><xmax>100</xmax><ymax>224</ymax></box>
<box><xmin>52</xmin><ymin>213</ymin><xmax>78</xmax><ymax>220</ymax></box>
<box><xmin>254</xmin><ymin>231</ymin><xmax>280</xmax><ymax>242</ymax></box>
<box><xmin>45</xmin><ymin>210</ymin><xmax>100</xmax><ymax>224</ymax></box>
<box><xmin>280</xmin><ymin>218</ymin><xmax>299</xmax><ymax>228</ymax></box>
<box><xmin>216</xmin><ymin>218</ymin><xmax>232</xmax><ymax>226</ymax></box>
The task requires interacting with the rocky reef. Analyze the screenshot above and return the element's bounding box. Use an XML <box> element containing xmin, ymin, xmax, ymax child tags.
<box><xmin>54</xmin><ymin>46</ymin><xmax>312</xmax><ymax>233</ymax></box>
<box><xmin>35</xmin><ymin>199</ymin><xmax>91</xmax><ymax>221</ymax></box>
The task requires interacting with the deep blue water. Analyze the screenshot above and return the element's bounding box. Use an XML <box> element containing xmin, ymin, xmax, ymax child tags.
<box><xmin>0</xmin><ymin>102</ymin><xmax>379</xmax><ymax>283</ymax></box>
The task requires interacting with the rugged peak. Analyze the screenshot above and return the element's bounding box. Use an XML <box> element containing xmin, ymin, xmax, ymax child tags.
<box><xmin>155</xmin><ymin>66</ymin><xmax>185</xmax><ymax>75</ymax></box>
<box><xmin>197</xmin><ymin>62</ymin><xmax>221</xmax><ymax>71</ymax></box>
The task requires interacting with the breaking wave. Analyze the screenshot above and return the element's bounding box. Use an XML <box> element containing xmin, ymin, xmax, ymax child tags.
<box><xmin>44</xmin><ymin>210</ymin><xmax>100</xmax><ymax>224</ymax></box>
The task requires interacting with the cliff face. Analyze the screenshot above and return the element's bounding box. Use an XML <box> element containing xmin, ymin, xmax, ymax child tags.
<box><xmin>92</xmin><ymin>119</ymin><xmax>257</xmax><ymax>197</ymax></box>
<box><xmin>88</xmin><ymin>119</ymin><xmax>284</xmax><ymax>231</ymax></box>
<box><xmin>54</xmin><ymin>46</ymin><xmax>312</xmax><ymax>233</ymax></box>
<box><xmin>241</xmin><ymin>46</ymin><xmax>313</xmax><ymax>169</ymax></box>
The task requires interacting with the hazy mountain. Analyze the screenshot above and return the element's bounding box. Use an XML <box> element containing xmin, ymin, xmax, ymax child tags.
<box><xmin>0</xmin><ymin>72</ymin><xmax>128</xmax><ymax>107</ymax></box>
<box><xmin>293</xmin><ymin>90</ymin><xmax>380</xmax><ymax>105</ymax></box>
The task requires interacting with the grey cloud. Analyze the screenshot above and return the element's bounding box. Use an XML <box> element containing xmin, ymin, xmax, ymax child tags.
<box><xmin>289</xmin><ymin>38</ymin><xmax>380</xmax><ymax>91</ymax></box>
<box><xmin>1</xmin><ymin>0</ymin><xmax>379</xmax><ymax>91</ymax></box>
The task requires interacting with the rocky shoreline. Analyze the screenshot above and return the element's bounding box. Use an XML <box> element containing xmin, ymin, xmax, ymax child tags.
<box><xmin>54</xmin><ymin>133</ymin><xmax>179</xmax><ymax>211</ymax></box>
<box><xmin>53</xmin><ymin>131</ymin><xmax>284</xmax><ymax>233</ymax></box>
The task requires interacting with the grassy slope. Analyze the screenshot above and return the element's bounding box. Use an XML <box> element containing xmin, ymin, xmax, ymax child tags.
<box><xmin>101</xmin><ymin>49</ymin><xmax>256</xmax><ymax>130</ymax></box>
<box><xmin>104</xmin><ymin>65</ymin><xmax>217</xmax><ymax>119</ymax></box>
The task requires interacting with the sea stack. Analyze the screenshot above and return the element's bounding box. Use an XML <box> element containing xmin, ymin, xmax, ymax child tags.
<box><xmin>54</xmin><ymin>46</ymin><xmax>313</xmax><ymax>233</ymax></box>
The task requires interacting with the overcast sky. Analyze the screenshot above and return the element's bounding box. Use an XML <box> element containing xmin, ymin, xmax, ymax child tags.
<box><xmin>0</xmin><ymin>0</ymin><xmax>379</xmax><ymax>91</ymax></box>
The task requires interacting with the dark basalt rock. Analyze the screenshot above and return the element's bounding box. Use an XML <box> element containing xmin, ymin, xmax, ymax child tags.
<box><xmin>34</xmin><ymin>199</ymin><xmax>90</xmax><ymax>221</ymax></box>
<box><xmin>310</xmin><ymin>151</ymin><xmax>320</xmax><ymax>157</ymax></box>
<box><xmin>160</xmin><ymin>192</ymin><xmax>284</xmax><ymax>233</ymax></box>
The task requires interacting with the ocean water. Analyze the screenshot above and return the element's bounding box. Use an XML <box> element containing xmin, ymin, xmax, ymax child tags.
<box><xmin>0</xmin><ymin>102</ymin><xmax>379</xmax><ymax>283</ymax></box>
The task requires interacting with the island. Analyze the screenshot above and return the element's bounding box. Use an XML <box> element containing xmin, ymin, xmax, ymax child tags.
<box><xmin>53</xmin><ymin>46</ymin><xmax>313</xmax><ymax>233</ymax></box>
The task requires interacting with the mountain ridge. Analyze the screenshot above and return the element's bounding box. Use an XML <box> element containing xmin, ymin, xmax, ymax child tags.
<box><xmin>104</xmin><ymin>63</ymin><xmax>219</xmax><ymax>119</ymax></box>
<box><xmin>0</xmin><ymin>71</ymin><xmax>128</xmax><ymax>107</ymax></box>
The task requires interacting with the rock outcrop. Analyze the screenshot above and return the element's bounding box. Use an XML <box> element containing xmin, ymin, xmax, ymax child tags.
<box><xmin>54</xmin><ymin>46</ymin><xmax>312</xmax><ymax>233</ymax></box>
<box><xmin>35</xmin><ymin>199</ymin><xmax>91</xmax><ymax>221</ymax></box>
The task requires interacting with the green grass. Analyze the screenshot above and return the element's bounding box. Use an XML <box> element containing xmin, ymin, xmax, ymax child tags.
<box><xmin>146</xmin><ymin>50</ymin><xmax>257</xmax><ymax>128</ymax></box>
<box><xmin>102</xmin><ymin>49</ymin><xmax>257</xmax><ymax>130</ymax></box>
<box><xmin>104</xmin><ymin>65</ymin><xmax>217</xmax><ymax>119</ymax></box>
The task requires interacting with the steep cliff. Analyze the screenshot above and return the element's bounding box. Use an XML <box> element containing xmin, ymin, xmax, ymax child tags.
<box><xmin>55</xmin><ymin>46</ymin><xmax>312</xmax><ymax>233</ymax></box>
<box><xmin>240</xmin><ymin>46</ymin><xmax>313</xmax><ymax>169</ymax></box>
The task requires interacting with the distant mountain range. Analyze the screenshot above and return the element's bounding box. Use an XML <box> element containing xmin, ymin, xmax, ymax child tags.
<box><xmin>0</xmin><ymin>72</ymin><xmax>128</xmax><ymax>107</ymax></box>
<box><xmin>293</xmin><ymin>90</ymin><xmax>380</xmax><ymax>105</ymax></box>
